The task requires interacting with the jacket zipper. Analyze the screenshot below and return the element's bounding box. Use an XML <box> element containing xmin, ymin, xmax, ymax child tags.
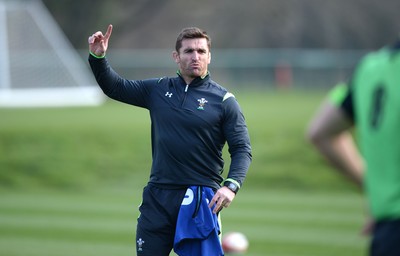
<box><xmin>181</xmin><ymin>84</ymin><xmax>189</xmax><ymax>107</ymax></box>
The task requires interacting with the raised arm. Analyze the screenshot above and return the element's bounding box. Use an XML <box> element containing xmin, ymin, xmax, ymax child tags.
<box><xmin>87</xmin><ymin>24</ymin><xmax>153</xmax><ymax>108</ymax></box>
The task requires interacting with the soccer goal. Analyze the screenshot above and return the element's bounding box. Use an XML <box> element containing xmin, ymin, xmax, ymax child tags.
<box><xmin>0</xmin><ymin>0</ymin><xmax>104</xmax><ymax>107</ymax></box>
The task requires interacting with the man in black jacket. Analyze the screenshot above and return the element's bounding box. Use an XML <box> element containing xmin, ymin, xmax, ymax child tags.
<box><xmin>88</xmin><ymin>25</ymin><xmax>252</xmax><ymax>256</ymax></box>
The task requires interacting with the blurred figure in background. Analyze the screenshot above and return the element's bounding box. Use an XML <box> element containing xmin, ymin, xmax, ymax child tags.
<box><xmin>87</xmin><ymin>25</ymin><xmax>252</xmax><ymax>256</ymax></box>
<box><xmin>307</xmin><ymin>38</ymin><xmax>400</xmax><ymax>256</ymax></box>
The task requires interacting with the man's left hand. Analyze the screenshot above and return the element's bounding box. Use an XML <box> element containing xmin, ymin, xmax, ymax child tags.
<box><xmin>209</xmin><ymin>186</ymin><xmax>236</xmax><ymax>214</ymax></box>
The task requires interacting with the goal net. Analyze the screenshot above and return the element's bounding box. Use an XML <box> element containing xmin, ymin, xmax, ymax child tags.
<box><xmin>0</xmin><ymin>0</ymin><xmax>104</xmax><ymax>107</ymax></box>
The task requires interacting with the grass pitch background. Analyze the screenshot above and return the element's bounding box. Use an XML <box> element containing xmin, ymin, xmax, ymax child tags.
<box><xmin>0</xmin><ymin>90</ymin><xmax>368</xmax><ymax>255</ymax></box>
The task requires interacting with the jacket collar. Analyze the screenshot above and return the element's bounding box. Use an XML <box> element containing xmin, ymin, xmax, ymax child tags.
<box><xmin>176</xmin><ymin>70</ymin><xmax>210</xmax><ymax>87</ymax></box>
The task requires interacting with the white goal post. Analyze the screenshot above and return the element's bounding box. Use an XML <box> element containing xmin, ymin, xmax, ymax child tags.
<box><xmin>0</xmin><ymin>0</ymin><xmax>104</xmax><ymax>107</ymax></box>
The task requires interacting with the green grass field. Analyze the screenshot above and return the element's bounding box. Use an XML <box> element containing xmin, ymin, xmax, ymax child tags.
<box><xmin>0</xmin><ymin>90</ymin><xmax>369</xmax><ymax>255</ymax></box>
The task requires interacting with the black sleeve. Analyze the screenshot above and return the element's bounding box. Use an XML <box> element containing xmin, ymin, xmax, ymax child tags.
<box><xmin>222</xmin><ymin>96</ymin><xmax>252</xmax><ymax>186</ymax></box>
<box><xmin>339</xmin><ymin>79</ymin><xmax>355</xmax><ymax>121</ymax></box>
<box><xmin>88</xmin><ymin>55</ymin><xmax>152</xmax><ymax>108</ymax></box>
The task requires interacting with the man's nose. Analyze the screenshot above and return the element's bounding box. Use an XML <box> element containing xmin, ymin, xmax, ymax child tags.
<box><xmin>192</xmin><ymin>51</ymin><xmax>200</xmax><ymax>60</ymax></box>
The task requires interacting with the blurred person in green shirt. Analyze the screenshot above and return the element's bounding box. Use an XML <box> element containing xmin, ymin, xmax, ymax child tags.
<box><xmin>307</xmin><ymin>38</ymin><xmax>400</xmax><ymax>256</ymax></box>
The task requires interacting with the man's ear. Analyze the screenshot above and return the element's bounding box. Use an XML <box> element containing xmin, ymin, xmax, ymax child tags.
<box><xmin>172</xmin><ymin>51</ymin><xmax>179</xmax><ymax>64</ymax></box>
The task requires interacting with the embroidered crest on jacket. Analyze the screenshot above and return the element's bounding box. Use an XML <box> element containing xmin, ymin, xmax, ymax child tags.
<box><xmin>197</xmin><ymin>98</ymin><xmax>208</xmax><ymax>110</ymax></box>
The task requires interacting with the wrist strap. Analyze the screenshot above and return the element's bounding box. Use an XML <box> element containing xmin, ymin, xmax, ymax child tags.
<box><xmin>89</xmin><ymin>50</ymin><xmax>106</xmax><ymax>59</ymax></box>
<box><xmin>223</xmin><ymin>178</ymin><xmax>241</xmax><ymax>194</ymax></box>
<box><xmin>223</xmin><ymin>178</ymin><xmax>241</xmax><ymax>188</ymax></box>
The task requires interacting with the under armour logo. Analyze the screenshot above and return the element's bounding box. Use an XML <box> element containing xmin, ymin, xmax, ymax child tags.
<box><xmin>165</xmin><ymin>92</ymin><xmax>173</xmax><ymax>98</ymax></box>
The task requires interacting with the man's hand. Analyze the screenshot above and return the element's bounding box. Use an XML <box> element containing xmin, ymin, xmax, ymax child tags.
<box><xmin>209</xmin><ymin>186</ymin><xmax>236</xmax><ymax>214</ymax></box>
<box><xmin>88</xmin><ymin>24</ymin><xmax>113</xmax><ymax>57</ymax></box>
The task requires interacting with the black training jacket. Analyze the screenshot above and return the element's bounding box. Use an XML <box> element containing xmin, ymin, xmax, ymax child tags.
<box><xmin>89</xmin><ymin>55</ymin><xmax>252</xmax><ymax>191</ymax></box>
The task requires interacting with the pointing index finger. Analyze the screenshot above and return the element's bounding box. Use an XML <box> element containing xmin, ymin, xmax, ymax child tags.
<box><xmin>104</xmin><ymin>24</ymin><xmax>113</xmax><ymax>40</ymax></box>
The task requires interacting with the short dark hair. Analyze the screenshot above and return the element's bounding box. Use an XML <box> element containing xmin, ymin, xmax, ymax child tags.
<box><xmin>175</xmin><ymin>27</ymin><xmax>211</xmax><ymax>53</ymax></box>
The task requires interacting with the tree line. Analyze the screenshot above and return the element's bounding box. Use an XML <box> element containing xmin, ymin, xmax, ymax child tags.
<box><xmin>43</xmin><ymin>0</ymin><xmax>400</xmax><ymax>50</ymax></box>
